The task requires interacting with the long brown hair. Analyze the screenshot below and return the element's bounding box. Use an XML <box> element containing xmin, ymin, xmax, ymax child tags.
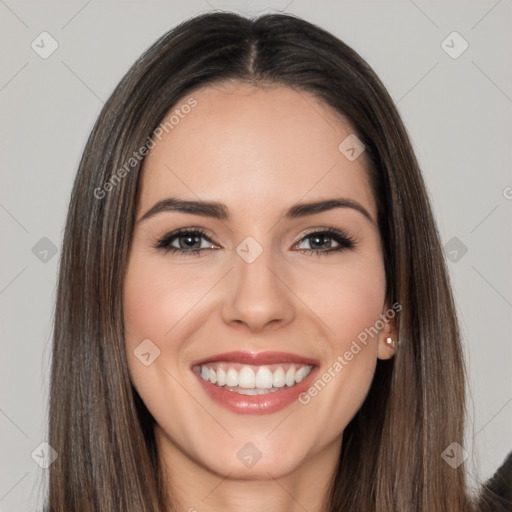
<box><xmin>47</xmin><ymin>11</ymin><xmax>484</xmax><ymax>511</ymax></box>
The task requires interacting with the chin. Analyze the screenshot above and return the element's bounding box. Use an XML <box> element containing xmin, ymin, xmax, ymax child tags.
<box><xmin>202</xmin><ymin>452</ymin><xmax>304</xmax><ymax>481</ymax></box>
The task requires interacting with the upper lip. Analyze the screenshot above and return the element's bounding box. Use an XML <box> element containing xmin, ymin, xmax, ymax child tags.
<box><xmin>191</xmin><ymin>351</ymin><xmax>319</xmax><ymax>367</ymax></box>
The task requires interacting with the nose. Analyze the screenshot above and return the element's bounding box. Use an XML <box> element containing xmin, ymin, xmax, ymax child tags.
<box><xmin>221</xmin><ymin>243</ymin><xmax>295</xmax><ymax>333</ymax></box>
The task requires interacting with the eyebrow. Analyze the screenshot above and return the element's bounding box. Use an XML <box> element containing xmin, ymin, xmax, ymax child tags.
<box><xmin>138</xmin><ymin>196</ymin><xmax>375</xmax><ymax>225</ymax></box>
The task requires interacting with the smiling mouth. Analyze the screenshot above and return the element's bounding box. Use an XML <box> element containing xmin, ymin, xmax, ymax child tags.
<box><xmin>192</xmin><ymin>362</ymin><xmax>313</xmax><ymax>395</ymax></box>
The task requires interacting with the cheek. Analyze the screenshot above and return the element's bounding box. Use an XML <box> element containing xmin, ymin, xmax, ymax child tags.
<box><xmin>334</xmin><ymin>272</ymin><xmax>385</xmax><ymax>345</ymax></box>
<box><xmin>292</xmin><ymin>257</ymin><xmax>386</xmax><ymax>427</ymax></box>
<box><xmin>122</xmin><ymin>255</ymin><xmax>202</xmax><ymax>441</ymax></box>
<box><xmin>123</xmin><ymin>255</ymin><xmax>207</xmax><ymax>346</ymax></box>
<box><xmin>296</xmin><ymin>256</ymin><xmax>387</xmax><ymax>347</ymax></box>
<box><xmin>122</xmin><ymin>255</ymin><xmax>193</xmax><ymax>399</ymax></box>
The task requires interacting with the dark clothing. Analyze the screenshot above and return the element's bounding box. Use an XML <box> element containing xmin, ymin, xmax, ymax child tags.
<box><xmin>477</xmin><ymin>451</ymin><xmax>512</xmax><ymax>511</ymax></box>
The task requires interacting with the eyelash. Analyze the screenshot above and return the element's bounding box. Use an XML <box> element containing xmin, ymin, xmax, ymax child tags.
<box><xmin>153</xmin><ymin>227</ymin><xmax>356</xmax><ymax>258</ymax></box>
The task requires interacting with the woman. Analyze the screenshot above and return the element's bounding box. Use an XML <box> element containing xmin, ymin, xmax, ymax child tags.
<box><xmin>46</xmin><ymin>11</ymin><xmax>506</xmax><ymax>512</ymax></box>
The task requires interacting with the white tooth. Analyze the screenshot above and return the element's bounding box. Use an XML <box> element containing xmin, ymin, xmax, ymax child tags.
<box><xmin>216</xmin><ymin>367</ymin><xmax>226</xmax><ymax>386</ymax></box>
<box><xmin>209</xmin><ymin>368</ymin><xmax>217</xmax><ymax>384</ymax></box>
<box><xmin>272</xmin><ymin>366</ymin><xmax>286</xmax><ymax>387</ymax></box>
<box><xmin>294</xmin><ymin>366</ymin><xmax>307</xmax><ymax>383</ymax></box>
<box><xmin>238</xmin><ymin>366</ymin><xmax>256</xmax><ymax>389</ymax></box>
<box><xmin>304</xmin><ymin>365</ymin><xmax>312</xmax><ymax>377</ymax></box>
<box><xmin>285</xmin><ymin>365</ymin><xmax>296</xmax><ymax>386</ymax></box>
<box><xmin>255</xmin><ymin>367</ymin><xmax>273</xmax><ymax>389</ymax></box>
<box><xmin>236</xmin><ymin>387</ymin><xmax>258</xmax><ymax>395</ymax></box>
<box><xmin>226</xmin><ymin>368</ymin><xmax>238</xmax><ymax>387</ymax></box>
<box><xmin>201</xmin><ymin>365</ymin><xmax>209</xmax><ymax>381</ymax></box>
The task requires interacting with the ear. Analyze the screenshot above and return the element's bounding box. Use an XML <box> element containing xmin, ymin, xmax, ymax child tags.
<box><xmin>377</xmin><ymin>307</ymin><xmax>398</xmax><ymax>360</ymax></box>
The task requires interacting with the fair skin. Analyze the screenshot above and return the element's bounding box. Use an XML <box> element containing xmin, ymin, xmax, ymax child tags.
<box><xmin>123</xmin><ymin>82</ymin><xmax>397</xmax><ymax>512</ymax></box>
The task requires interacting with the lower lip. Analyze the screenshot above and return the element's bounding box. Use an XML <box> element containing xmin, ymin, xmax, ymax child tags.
<box><xmin>194</xmin><ymin>368</ymin><xmax>318</xmax><ymax>415</ymax></box>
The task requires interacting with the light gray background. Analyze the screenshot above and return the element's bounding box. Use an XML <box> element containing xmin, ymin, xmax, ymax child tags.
<box><xmin>1</xmin><ymin>1</ymin><xmax>511</xmax><ymax>510</ymax></box>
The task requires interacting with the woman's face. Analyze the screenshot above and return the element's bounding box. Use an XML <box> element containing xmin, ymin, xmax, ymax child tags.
<box><xmin>123</xmin><ymin>82</ymin><xmax>396</xmax><ymax>481</ymax></box>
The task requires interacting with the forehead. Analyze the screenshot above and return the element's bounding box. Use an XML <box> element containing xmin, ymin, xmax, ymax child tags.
<box><xmin>137</xmin><ymin>82</ymin><xmax>375</xmax><ymax>221</ymax></box>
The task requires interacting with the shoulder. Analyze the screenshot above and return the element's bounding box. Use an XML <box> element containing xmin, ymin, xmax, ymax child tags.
<box><xmin>477</xmin><ymin>450</ymin><xmax>512</xmax><ymax>511</ymax></box>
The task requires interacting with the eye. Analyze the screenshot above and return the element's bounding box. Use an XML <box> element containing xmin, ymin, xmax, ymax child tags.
<box><xmin>294</xmin><ymin>227</ymin><xmax>356</xmax><ymax>256</ymax></box>
<box><xmin>153</xmin><ymin>228</ymin><xmax>217</xmax><ymax>257</ymax></box>
<box><xmin>153</xmin><ymin>226</ymin><xmax>356</xmax><ymax>257</ymax></box>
